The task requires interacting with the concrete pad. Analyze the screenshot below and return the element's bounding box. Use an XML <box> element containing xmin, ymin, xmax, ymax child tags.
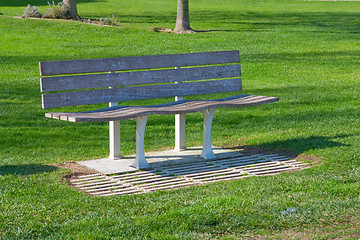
<box><xmin>77</xmin><ymin>158</ymin><xmax>137</xmax><ymax>175</ymax></box>
<box><xmin>77</xmin><ymin>147</ymin><xmax>244</xmax><ymax>175</ymax></box>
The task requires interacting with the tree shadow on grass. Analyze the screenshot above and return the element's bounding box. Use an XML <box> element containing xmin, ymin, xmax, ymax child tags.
<box><xmin>194</xmin><ymin>10</ymin><xmax>360</xmax><ymax>34</ymax></box>
<box><xmin>102</xmin><ymin>11</ymin><xmax>359</xmax><ymax>36</ymax></box>
<box><xmin>0</xmin><ymin>0</ymin><xmax>102</xmax><ymax>7</ymax></box>
<box><xmin>0</xmin><ymin>164</ymin><xmax>58</xmax><ymax>176</ymax></box>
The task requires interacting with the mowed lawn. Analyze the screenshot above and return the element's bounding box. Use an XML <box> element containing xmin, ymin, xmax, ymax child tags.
<box><xmin>1</xmin><ymin>0</ymin><xmax>360</xmax><ymax>238</ymax></box>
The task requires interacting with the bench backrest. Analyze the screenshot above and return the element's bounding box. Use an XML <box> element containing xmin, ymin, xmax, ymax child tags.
<box><xmin>40</xmin><ymin>50</ymin><xmax>241</xmax><ymax>109</ymax></box>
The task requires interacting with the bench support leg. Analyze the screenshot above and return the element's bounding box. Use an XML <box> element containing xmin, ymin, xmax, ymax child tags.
<box><xmin>109</xmin><ymin>120</ymin><xmax>121</xmax><ymax>160</ymax></box>
<box><xmin>133</xmin><ymin>116</ymin><xmax>150</xmax><ymax>169</ymax></box>
<box><xmin>175</xmin><ymin>113</ymin><xmax>186</xmax><ymax>151</ymax></box>
<box><xmin>200</xmin><ymin>108</ymin><xmax>216</xmax><ymax>160</ymax></box>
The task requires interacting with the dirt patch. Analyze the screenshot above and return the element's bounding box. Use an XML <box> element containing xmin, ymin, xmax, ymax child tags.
<box><xmin>53</xmin><ymin>161</ymin><xmax>99</xmax><ymax>182</ymax></box>
<box><xmin>150</xmin><ymin>27</ymin><xmax>173</xmax><ymax>33</ymax></box>
<box><xmin>296</xmin><ymin>154</ymin><xmax>322</xmax><ymax>165</ymax></box>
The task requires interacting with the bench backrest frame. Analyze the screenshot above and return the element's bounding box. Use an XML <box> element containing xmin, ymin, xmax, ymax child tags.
<box><xmin>40</xmin><ymin>50</ymin><xmax>242</xmax><ymax>109</ymax></box>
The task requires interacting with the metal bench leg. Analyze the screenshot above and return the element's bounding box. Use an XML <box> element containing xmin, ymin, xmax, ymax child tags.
<box><xmin>108</xmin><ymin>99</ymin><xmax>121</xmax><ymax>160</ymax></box>
<box><xmin>175</xmin><ymin>113</ymin><xmax>186</xmax><ymax>151</ymax></box>
<box><xmin>200</xmin><ymin>108</ymin><xmax>216</xmax><ymax>160</ymax></box>
<box><xmin>133</xmin><ymin>115</ymin><xmax>150</xmax><ymax>169</ymax></box>
<box><xmin>109</xmin><ymin>120</ymin><xmax>121</xmax><ymax>160</ymax></box>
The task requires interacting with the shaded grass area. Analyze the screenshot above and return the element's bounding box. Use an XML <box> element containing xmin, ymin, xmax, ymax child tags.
<box><xmin>0</xmin><ymin>0</ymin><xmax>101</xmax><ymax>7</ymax></box>
<box><xmin>1</xmin><ymin>0</ymin><xmax>360</xmax><ymax>238</ymax></box>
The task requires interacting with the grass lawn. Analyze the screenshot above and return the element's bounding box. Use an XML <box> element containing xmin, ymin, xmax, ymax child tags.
<box><xmin>1</xmin><ymin>0</ymin><xmax>360</xmax><ymax>238</ymax></box>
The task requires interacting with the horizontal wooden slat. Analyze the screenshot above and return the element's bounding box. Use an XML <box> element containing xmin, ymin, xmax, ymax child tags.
<box><xmin>39</xmin><ymin>50</ymin><xmax>240</xmax><ymax>76</ymax></box>
<box><xmin>44</xmin><ymin>95</ymin><xmax>279</xmax><ymax>122</ymax></box>
<box><xmin>40</xmin><ymin>64</ymin><xmax>241</xmax><ymax>92</ymax></box>
<box><xmin>42</xmin><ymin>78</ymin><xmax>242</xmax><ymax>108</ymax></box>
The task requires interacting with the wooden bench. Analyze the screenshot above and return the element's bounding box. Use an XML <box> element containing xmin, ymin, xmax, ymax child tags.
<box><xmin>40</xmin><ymin>50</ymin><xmax>279</xmax><ymax>169</ymax></box>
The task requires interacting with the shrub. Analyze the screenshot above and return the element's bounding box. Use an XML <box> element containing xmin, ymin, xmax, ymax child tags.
<box><xmin>42</xmin><ymin>1</ymin><xmax>70</xmax><ymax>19</ymax></box>
<box><xmin>99</xmin><ymin>15</ymin><xmax>120</xmax><ymax>26</ymax></box>
<box><xmin>20</xmin><ymin>4</ymin><xmax>42</xmax><ymax>18</ymax></box>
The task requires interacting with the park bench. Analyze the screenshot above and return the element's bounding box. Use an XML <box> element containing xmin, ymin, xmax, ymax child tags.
<box><xmin>39</xmin><ymin>50</ymin><xmax>279</xmax><ymax>169</ymax></box>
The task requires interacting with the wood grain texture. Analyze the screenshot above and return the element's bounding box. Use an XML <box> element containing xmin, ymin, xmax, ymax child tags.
<box><xmin>42</xmin><ymin>78</ymin><xmax>242</xmax><ymax>108</ymax></box>
<box><xmin>39</xmin><ymin>50</ymin><xmax>240</xmax><ymax>76</ymax></box>
<box><xmin>40</xmin><ymin>64</ymin><xmax>241</xmax><ymax>92</ymax></box>
<box><xmin>40</xmin><ymin>51</ymin><xmax>279</xmax><ymax>125</ymax></box>
<box><xmin>44</xmin><ymin>95</ymin><xmax>279</xmax><ymax>122</ymax></box>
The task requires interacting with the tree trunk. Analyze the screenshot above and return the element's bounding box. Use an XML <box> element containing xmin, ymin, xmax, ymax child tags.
<box><xmin>63</xmin><ymin>0</ymin><xmax>80</xmax><ymax>20</ymax></box>
<box><xmin>173</xmin><ymin>0</ymin><xmax>194</xmax><ymax>33</ymax></box>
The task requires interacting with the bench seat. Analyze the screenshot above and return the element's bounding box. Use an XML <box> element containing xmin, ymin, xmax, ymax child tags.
<box><xmin>45</xmin><ymin>95</ymin><xmax>278</xmax><ymax>122</ymax></box>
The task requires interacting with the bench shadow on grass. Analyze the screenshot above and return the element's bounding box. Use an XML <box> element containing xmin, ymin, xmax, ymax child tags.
<box><xmin>0</xmin><ymin>164</ymin><xmax>58</xmax><ymax>176</ymax></box>
<box><xmin>239</xmin><ymin>134</ymin><xmax>351</xmax><ymax>158</ymax></box>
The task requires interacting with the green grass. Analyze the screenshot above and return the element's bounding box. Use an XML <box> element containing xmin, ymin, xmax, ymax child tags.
<box><xmin>1</xmin><ymin>0</ymin><xmax>360</xmax><ymax>238</ymax></box>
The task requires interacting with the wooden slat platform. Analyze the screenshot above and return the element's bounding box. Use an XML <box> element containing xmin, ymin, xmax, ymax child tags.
<box><xmin>69</xmin><ymin>153</ymin><xmax>309</xmax><ymax>196</ymax></box>
<box><xmin>45</xmin><ymin>94</ymin><xmax>279</xmax><ymax>122</ymax></box>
